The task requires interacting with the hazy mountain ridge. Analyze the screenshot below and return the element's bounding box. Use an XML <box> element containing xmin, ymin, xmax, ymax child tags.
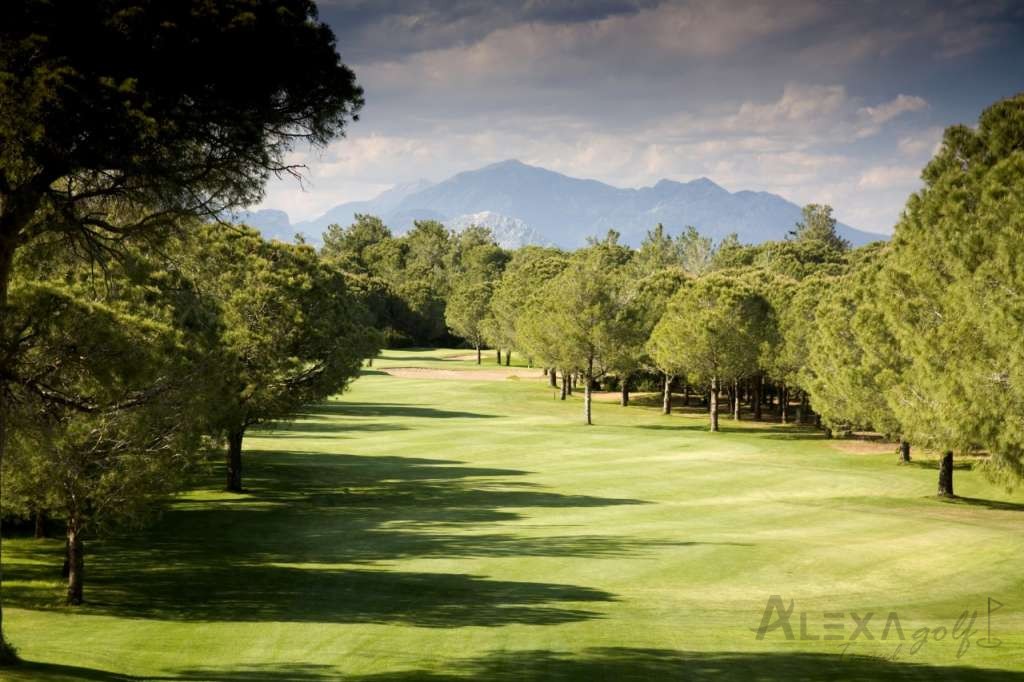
<box><xmin>242</xmin><ymin>160</ymin><xmax>884</xmax><ymax>247</ymax></box>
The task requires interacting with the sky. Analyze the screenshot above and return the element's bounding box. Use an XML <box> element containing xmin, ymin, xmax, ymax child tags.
<box><xmin>257</xmin><ymin>0</ymin><xmax>1024</xmax><ymax>235</ymax></box>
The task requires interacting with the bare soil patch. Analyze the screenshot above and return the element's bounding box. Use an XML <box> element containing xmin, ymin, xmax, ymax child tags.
<box><xmin>831</xmin><ymin>440</ymin><xmax>899</xmax><ymax>455</ymax></box>
<box><xmin>590</xmin><ymin>391</ymin><xmax>660</xmax><ymax>403</ymax></box>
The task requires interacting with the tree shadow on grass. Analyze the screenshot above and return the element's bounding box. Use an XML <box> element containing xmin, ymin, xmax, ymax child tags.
<box><xmin>633</xmin><ymin>422</ymin><xmax>830</xmax><ymax>440</ymax></box>
<box><xmin>6</xmin><ymin>661</ymin><xmax>340</xmax><ymax>681</ymax></box>
<box><xmin>259</xmin><ymin>421</ymin><xmax>409</xmax><ymax>436</ymax></box>
<box><xmin>342</xmin><ymin>647</ymin><xmax>1024</xmax><ymax>681</ymax></box>
<box><xmin>6</xmin><ymin>449</ymin><xmax>668</xmax><ymax>626</ymax></box>
<box><xmin>313</xmin><ymin>401</ymin><xmax>499</xmax><ymax>420</ymax></box>
<box><xmin>81</xmin><ymin>565</ymin><xmax>616</xmax><ymax>626</ymax></box>
<box><xmin>936</xmin><ymin>495</ymin><xmax>1024</xmax><ymax>512</ymax></box>
<box><xmin>10</xmin><ymin>646</ymin><xmax>1024</xmax><ymax>682</ymax></box>
<box><xmin>634</xmin><ymin>423</ymin><xmax>710</xmax><ymax>433</ymax></box>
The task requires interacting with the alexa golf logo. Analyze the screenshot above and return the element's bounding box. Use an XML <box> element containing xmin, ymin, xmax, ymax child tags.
<box><xmin>751</xmin><ymin>595</ymin><xmax>1005</xmax><ymax>660</ymax></box>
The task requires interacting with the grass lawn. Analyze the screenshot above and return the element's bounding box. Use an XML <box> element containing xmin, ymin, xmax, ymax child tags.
<box><xmin>3</xmin><ymin>348</ymin><xmax>1023</xmax><ymax>680</ymax></box>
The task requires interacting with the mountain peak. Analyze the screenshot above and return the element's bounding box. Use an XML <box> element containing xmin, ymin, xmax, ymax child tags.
<box><xmin>654</xmin><ymin>176</ymin><xmax>724</xmax><ymax>190</ymax></box>
<box><xmin>258</xmin><ymin>160</ymin><xmax>882</xmax><ymax>248</ymax></box>
<box><xmin>482</xmin><ymin>158</ymin><xmax>532</xmax><ymax>171</ymax></box>
<box><xmin>690</xmin><ymin>176</ymin><xmax>722</xmax><ymax>189</ymax></box>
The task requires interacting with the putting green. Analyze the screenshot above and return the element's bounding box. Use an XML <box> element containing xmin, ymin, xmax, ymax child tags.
<box><xmin>4</xmin><ymin>349</ymin><xmax>1022</xmax><ymax>680</ymax></box>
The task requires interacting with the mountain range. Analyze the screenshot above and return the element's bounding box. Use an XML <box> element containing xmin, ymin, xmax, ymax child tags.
<box><xmin>239</xmin><ymin>159</ymin><xmax>884</xmax><ymax>248</ymax></box>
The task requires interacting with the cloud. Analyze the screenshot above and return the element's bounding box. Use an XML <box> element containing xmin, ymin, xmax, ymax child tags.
<box><xmin>721</xmin><ymin>84</ymin><xmax>847</xmax><ymax>134</ymax></box>
<box><xmin>357</xmin><ymin>1</ymin><xmax>827</xmax><ymax>97</ymax></box>
<box><xmin>855</xmin><ymin>94</ymin><xmax>929</xmax><ymax>137</ymax></box>
<box><xmin>326</xmin><ymin>0</ymin><xmax>1016</xmax><ymax>67</ymax></box>
<box><xmin>254</xmin><ymin>2</ymin><xmax>1024</xmax><ymax>237</ymax></box>
<box><xmin>897</xmin><ymin>126</ymin><xmax>945</xmax><ymax>158</ymax></box>
<box><xmin>857</xmin><ymin>165</ymin><xmax>923</xmax><ymax>190</ymax></box>
<box><xmin>258</xmin><ymin>81</ymin><xmax>937</xmax><ymax>234</ymax></box>
<box><xmin>319</xmin><ymin>0</ymin><xmax>662</xmax><ymax>63</ymax></box>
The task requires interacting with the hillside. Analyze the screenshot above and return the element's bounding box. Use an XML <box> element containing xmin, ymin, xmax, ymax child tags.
<box><xmin>246</xmin><ymin>160</ymin><xmax>884</xmax><ymax>247</ymax></box>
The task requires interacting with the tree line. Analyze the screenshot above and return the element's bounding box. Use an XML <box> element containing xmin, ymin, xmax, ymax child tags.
<box><xmin>0</xmin><ymin>0</ymin><xmax>1021</xmax><ymax>663</ymax></box>
<box><xmin>0</xmin><ymin>0</ymin><xmax>365</xmax><ymax>659</ymax></box>
<box><xmin>4</xmin><ymin>222</ymin><xmax>382</xmax><ymax>604</ymax></box>
<box><xmin>344</xmin><ymin>96</ymin><xmax>1024</xmax><ymax>502</ymax></box>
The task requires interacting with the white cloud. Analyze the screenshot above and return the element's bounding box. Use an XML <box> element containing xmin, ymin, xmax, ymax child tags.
<box><xmin>856</xmin><ymin>94</ymin><xmax>929</xmax><ymax>138</ymax></box>
<box><xmin>726</xmin><ymin>84</ymin><xmax>849</xmax><ymax>133</ymax></box>
<box><xmin>897</xmin><ymin>126</ymin><xmax>945</xmax><ymax>158</ymax></box>
<box><xmin>857</xmin><ymin>165</ymin><xmax>922</xmax><ymax>190</ymax></box>
<box><xmin>258</xmin><ymin>80</ymin><xmax>942</xmax><ymax>234</ymax></box>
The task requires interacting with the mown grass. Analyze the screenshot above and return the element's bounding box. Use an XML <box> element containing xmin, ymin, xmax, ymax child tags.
<box><xmin>3</xmin><ymin>349</ymin><xmax>1022</xmax><ymax>680</ymax></box>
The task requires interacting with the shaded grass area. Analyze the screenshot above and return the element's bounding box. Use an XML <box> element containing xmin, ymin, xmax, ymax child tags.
<box><xmin>12</xmin><ymin>649</ymin><xmax>1024</xmax><ymax>682</ymax></box>
<box><xmin>5</xmin><ymin>450</ymin><xmax>643</xmax><ymax>626</ymax></box>
<box><xmin>4</xmin><ymin>348</ymin><xmax>1023</xmax><ymax>680</ymax></box>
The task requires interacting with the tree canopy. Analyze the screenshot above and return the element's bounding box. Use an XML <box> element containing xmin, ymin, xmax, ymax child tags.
<box><xmin>0</xmin><ymin>1</ymin><xmax>364</xmax><ymax>655</ymax></box>
<box><xmin>177</xmin><ymin>224</ymin><xmax>380</xmax><ymax>491</ymax></box>
<box><xmin>649</xmin><ymin>274</ymin><xmax>775</xmax><ymax>431</ymax></box>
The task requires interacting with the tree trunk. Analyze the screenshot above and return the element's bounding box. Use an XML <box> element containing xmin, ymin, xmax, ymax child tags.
<box><xmin>899</xmin><ymin>440</ymin><xmax>911</xmax><ymax>464</ymax></box>
<box><xmin>34</xmin><ymin>511</ymin><xmax>46</xmax><ymax>539</ymax></box>
<box><xmin>496</xmin><ymin>349</ymin><xmax>502</xmax><ymax>364</ymax></box>
<box><xmin>226</xmin><ymin>426</ymin><xmax>245</xmax><ymax>492</ymax></box>
<box><xmin>753</xmin><ymin>374</ymin><xmax>763</xmax><ymax>421</ymax></box>
<box><xmin>662</xmin><ymin>373</ymin><xmax>673</xmax><ymax>415</ymax></box>
<box><xmin>505</xmin><ymin>351</ymin><xmax>511</xmax><ymax>366</ymax></box>
<box><xmin>0</xmin><ymin>235</ymin><xmax>15</xmax><ymax>660</ymax></box>
<box><xmin>583</xmin><ymin>359</ymin><xmax>594</xmax><ymax>425</ymax></box>
<box><xmin>567</xmin><ymin>373</ymin><xmax>573</xmax><ymax>396</ymax></box>
<box><xmin>733</xmin><ymin>379</ymin><xmax>740</xmax><ymax>420</ymax></box>
<box><xmin>476</xmin><ymin>344</ymin><xmax>481</xmax><ymax>365</ymax></box>
<box><xmin>584</xmin><ymin>380</ymin><xmax>593</xmax><ymax>425</ymax></box>
<box><xmin>620</xmin><ymin>375</ymin><xmax>630</xmax><ymax>407</ymax></box>
<box><xmin>560</xmin><ymin>370</ymin><xmax>568</xmax><ymax>400</ymax></box>
<box><xmin>938</xmin><ymin>451</ymin><xmax>954</xmax><ymax>497</ymax></box>
<box><xmin>780</xmin><ymin>385</ymin><xmax>789</xmax><ymax>424</ymax></box>
<box><xmin>797</xmin><ymin>393</ymin><xmax>808</xmax><ymax>424</ymax></box>
<box><xmin>549</xmin><ymin>369</ymin><xmax>557</xmax><ymax>388</ymax></box>
<box><xmin>709</xmin><ymin>377</ymin><xmax>720</xmax><ymax>432</ymax></box>
<box><xmin>66</xmin><ymin>519</ymin><xmax>84</xmax><ymax>605</ymax></box>
<box><xmin>367</xmin><ymin>357</ymin><xmax>373</xmax><ymax>367</ymax></box>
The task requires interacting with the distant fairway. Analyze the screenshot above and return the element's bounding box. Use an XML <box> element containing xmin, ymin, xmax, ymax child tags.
<box><xmin>4</xmin><ymin>349</ymin><xmax>1023</xmax><ymax>680</ymax></box>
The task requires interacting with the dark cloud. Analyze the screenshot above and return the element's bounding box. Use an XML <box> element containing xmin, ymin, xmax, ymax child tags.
<box><xmin>318</xmin><ymin>0</ymin><xmax>660</xmax><ymax>63</ymax></box>
<box><xmin>258</xmin><ymin>0</ymin><xmax>1024</xmax><ymax>234</ymax></box>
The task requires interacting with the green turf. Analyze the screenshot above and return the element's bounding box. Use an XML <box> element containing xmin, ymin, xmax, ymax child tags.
<box><xmin>4</xmin><ymin>348</ymin><xmax>1023</xmax><ymax>680</ymax></box>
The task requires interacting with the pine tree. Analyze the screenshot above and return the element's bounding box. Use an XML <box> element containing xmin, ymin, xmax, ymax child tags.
<box><xmin>881</xmin><ymin>93</ymin><xmax>1024</xmax><ymax>495</ymax></box>
<box><xmin>648</xmin><ymin>274</ymin><xmax>774</xmax><ymax>431</ymax></box>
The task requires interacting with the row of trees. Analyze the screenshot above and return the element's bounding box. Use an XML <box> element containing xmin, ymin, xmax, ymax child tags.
<box><xmin>14</xmin><ymin>90</ymin><xmax>1007</xmax><ymax>610</ymax></box>
<box><xmin>0</xmin><ymin>0</ymin><xmax>368</xmax><ymax>658</ymax></box>
<box><xmin>402</xmin><ymin>96</ymin><xmax>1023</xmax><ymax>499</ymax></box>
<box><xmin>320</xmin><ymin>216</ymin><xmax>507</xmax><ymax>347</ymax></box>
<box><xmin>1</xmin><ymin>1</ymin><xmax>1019</xmax><ymax>661</ymax></box>
<box><xmin>3</xmin><ymin>224</ymin><xmax>380</xmax><ymax>604</ymax></box>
